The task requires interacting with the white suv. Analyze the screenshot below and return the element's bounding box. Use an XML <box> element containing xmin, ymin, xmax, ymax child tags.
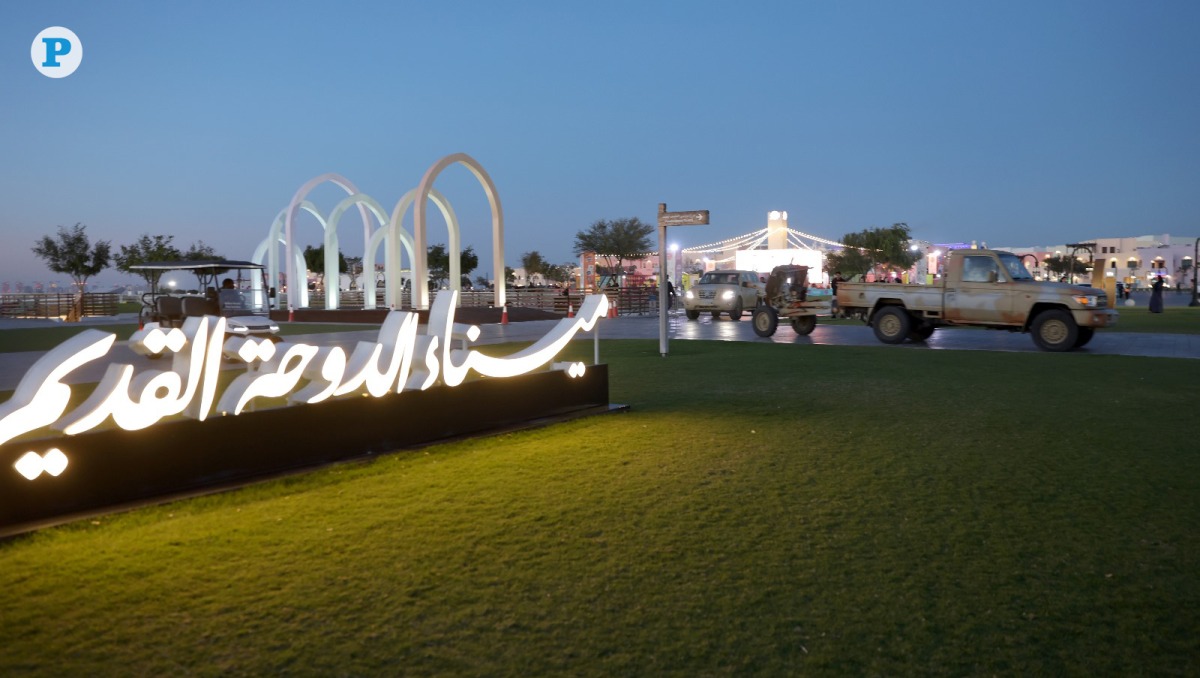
<box><xmin>683</xmin><ymin>270</ymin><xmax>763</xmax><ymax>320</ymax></box>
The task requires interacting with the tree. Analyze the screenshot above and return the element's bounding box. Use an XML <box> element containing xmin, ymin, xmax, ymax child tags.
<box><xmin>182</xmin><ymin>241</ymin><xmax>222</xmax><ymax>260</ymax></box>
<box><xmin>426</xmin><ymin>244</ymin><xmax>479</xmax><ymax>288</ymax></box>
<box><xmin>520</xmin><ymin>251</ymin><xmax>548</xmax><ymax>285</ymax></box>
<box><xmin>114</xmin><ymin>234</ymin><xmax>183</xmax><ymax>287</ymax></box>
<box><xmin>179</xmin><ymin>241</ymin><xmax>226</xmax><ymax>288</ymax></box>
<box><xmin>823</xmin><ymin>223</ymin><xmax>918</xmax><ymax>278</ymax></box>
<box><xmin>303</xmin><ymin>244</ymin><xmax>348</xmax><ymax>289</ymax></box>
<box><xmin>573</xmin><ymin>217</ymin><xmax>654</xmax><ymax>287</ymax></box>
<box><xmin>32</xmin><ymin>223</ymin><xmax>112</xmax><ymax>292</ymax></box>
<box><xmin>544</xmin><ymin>262</ymin><xmax>572</xmax><ymax>286</ymax></box>
<box><xmin>1043</xmin><ymin>254</ymin><xmax>1090</xmax><ymax>282</ymax></box>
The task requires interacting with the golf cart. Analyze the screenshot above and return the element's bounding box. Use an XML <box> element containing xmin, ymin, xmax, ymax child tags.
<box><xmin>131</xmin><ymin>260</ymin><xmax>280</xmax><ymax>339</ymax></box>
<box><xmin>751</xmin><ymin>265</ymin><xmax>832</xmax><ymax>337</ymax></box>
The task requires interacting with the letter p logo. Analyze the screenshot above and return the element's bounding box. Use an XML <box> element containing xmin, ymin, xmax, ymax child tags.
<box><xmin>32</xmin><ymin>27</ymin><xmax>82</xmax><ymax>78</ymax></box>
<box><xmin>41</xmin><ymin>37</ymin><xmax>72</xmax><ymax>67</ymax></box>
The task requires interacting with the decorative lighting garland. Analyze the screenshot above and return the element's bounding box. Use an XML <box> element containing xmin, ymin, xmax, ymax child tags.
<box><xmin>683</xmin><ymin>227</ymin><xmax>847</xmax><ymax>254</ymax></box>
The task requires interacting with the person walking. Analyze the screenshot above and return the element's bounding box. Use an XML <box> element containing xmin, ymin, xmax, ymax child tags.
<box><xmin>1149</xmin><ymin>275</ymin><xmax>1165</xmax><ymax>313</ymax></box>
<box><xmin>830</xmin><ymin>272</ymin><xmax>845</xmax><ymax>316</ymax></box>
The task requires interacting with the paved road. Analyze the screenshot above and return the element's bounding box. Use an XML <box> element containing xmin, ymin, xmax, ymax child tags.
<box><xmin>1</xmin><ymin>310</ymin><xmax>1198</xmax><ymax>392</ymax></box>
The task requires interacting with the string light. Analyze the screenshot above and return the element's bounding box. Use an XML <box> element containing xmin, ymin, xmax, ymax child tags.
<box><xmin>683</xmin><ymin>227</ymin><xmax>847</xmax><ymax>254</ymax></box>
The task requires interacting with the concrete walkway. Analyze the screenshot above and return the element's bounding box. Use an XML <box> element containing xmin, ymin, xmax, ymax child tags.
<box><xmin>1</xmin><ymin>311</ymin><xmax>1198</xmax><ymax>392</ymax></box>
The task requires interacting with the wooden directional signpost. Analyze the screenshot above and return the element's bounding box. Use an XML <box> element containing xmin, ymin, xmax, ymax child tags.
<box><xmin>657</xmin><ymin>203</ymin><xmax>709</xmax><ymax>356</ymax></box>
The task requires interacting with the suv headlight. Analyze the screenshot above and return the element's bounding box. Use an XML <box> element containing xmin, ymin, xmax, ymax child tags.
<box><xmin>685</xmin><ymin>290</ymin><xmax>694</xmax><ymax>299</ymax></box>
<box><xmin>721</xmin><ymin>290</ymin><xmax>735</xmax><ymax>301</ymax></box>
<box><xmin>1071</xmin><ymin>295</ymin><xmax>1099</xmax><ymax>308</ymax></box>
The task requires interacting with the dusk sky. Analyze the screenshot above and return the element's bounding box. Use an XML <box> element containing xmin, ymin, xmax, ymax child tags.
<box><xmin>4</xmin><ymin>1</ymin><xmax>1199</xmax><ymax>287</ymax></box>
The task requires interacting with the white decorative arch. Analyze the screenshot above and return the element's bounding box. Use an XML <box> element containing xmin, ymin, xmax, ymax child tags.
<box><xmin>257</xmin><ymin>201</ymin><xmax>325</xmax><ymax>307</ymax></box>
<box><xmin>323</xmin><ymin>193</ymin><xmax>391</xmax><ymax>310</ymax></box>
<box><xmin>378</xmin><ymin>187</ymin><xmax>459</xmax><ymax>310</ymax></box>
<box><xmin>363</xmin><ymin>218</ymin><xmax>413</xmax><ymax>310</ymax></box>
<box><xmin>252</xmin><ymin>232</ymin><xmax>304</xmax><ymax>309</ymax></box>
<box><xmin>284</xmin><ymin>173</ymin><xmax>371</xmax><ymax>310</ymax></box>
<box><xmin>413</xmin><ymin>153</ymin><xmax>505</xmax><ymax>309</ymax></box>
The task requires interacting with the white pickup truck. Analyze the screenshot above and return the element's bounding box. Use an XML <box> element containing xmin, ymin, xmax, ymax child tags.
<box><xmin>836</xmin><ymin>249</ymin><xmax>1118</xmax><ymax>351</ymax></box>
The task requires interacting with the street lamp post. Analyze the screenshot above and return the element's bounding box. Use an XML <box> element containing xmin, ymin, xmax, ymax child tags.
<box><xmin>1190</xmin><ymin>239</ymin><xmax>1199</xmax><ymax>307</ymax></box>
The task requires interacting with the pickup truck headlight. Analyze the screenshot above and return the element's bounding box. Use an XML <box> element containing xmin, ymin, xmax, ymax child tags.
<box><xmin>1072</xmin><ymin>295</ymin><xmax>1099</xmax><ymax>308</ymax></box>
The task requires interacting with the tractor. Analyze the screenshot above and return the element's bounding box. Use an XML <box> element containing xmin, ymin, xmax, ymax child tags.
<box><xmin>751</xmin><ymin>264</ymin><xmax>831</xmax><ymax>338</ymax></box>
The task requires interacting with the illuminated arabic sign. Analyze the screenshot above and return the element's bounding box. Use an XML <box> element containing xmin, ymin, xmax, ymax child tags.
<box><xmin>0</xmin><ymin>292</ymin><xmax>609</xmax><ymax>462</ymax></box>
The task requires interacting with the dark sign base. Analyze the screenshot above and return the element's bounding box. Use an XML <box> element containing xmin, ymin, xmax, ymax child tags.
<box><xmin>0</xmin><ymin>366</ymin><xmax>614</xmax><ymax>537</ymax></box>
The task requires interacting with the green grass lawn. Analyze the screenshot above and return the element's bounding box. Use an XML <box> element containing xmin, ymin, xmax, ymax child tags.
<box><xmin>1101</xmin><ymin>303</ymin><xmax>1200</xmax><ymax>332</ymax></box>
<box><xmin>1</xmin><ymin>340</ymin><xmax>1196</xmax><ymax>675</ymax></box>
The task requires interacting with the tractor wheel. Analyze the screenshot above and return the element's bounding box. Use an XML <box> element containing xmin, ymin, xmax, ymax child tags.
<box><xmin>791</xmin><ymin>315</ymin><xmax>817</xmax><ymax>336</ymax></box>
<box><xmin>1031</xmin><ymin>309</ymin><xmax>1079</xmax><ymax>351</ymax></box>
<box><xmin>752</xmin><ymin>307</ymin><xmax>778</xmax><ymax>337</ymax></box>
<box><xmin>872</xmin><ymin>307</ymin><xmax>912</xmax><ymax>344</ymax></box>
<box><xmin>686</xmin><ymin>310</ymin><xmax>699</xmax><ymax>320</ymax></box>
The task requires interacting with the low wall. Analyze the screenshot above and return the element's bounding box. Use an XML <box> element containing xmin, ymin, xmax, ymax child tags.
<box><xmin>1</xmin><ymin>366</ymin><xmax>614</xmax><ymax>536</ymax></box>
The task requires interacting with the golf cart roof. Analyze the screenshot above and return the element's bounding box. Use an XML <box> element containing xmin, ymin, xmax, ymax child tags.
<box><xmin>128</xmin><ymin>259</ymin><xmax>265</xmax><ymax>272</ymax></box>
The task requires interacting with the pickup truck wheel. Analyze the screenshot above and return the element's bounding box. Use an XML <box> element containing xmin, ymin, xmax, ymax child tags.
<box><xmin>685</xmin><ymin>310</ymin><xmax>699</xmax><ymax>320</ymax></box>
<box><xmin>909</xmin><ymin>325</ymin><xmax>935</xmax><ymax>341</ymax></box>
<box><xmin>1031</xmin><ymin>309</ymin><xmax>1079</xmax><ymax>351</ymax></box>
<box><xmin>872</xmin><ymin>307</ymin><xmax>912</xmax><ymax>344</ymax></box>
<box><xmin>791</xmin><ymin>315</ymin><xmax>817</xmax><ymax>335</ymax></box>
<box><xmin>729</xmin><ymin>300</ymin><xmax>744</xmax><ymax>321</ymax></box>
<box><xmin>752</xmin><ymin>307</ymin><xmax>778</xmax><ymax>337</ymax></box>
<box><xmin>1073</xmin><ymin>326</ymin><xmax>1095</xmax><ymax>348</ymax></box>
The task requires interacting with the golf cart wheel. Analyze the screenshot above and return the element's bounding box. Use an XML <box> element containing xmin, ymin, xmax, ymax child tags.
<box><xmin>729</xmin><ymin>299</ymin><xmax>744</xmax><ymax>321</ymax></box>
<box><xmin>791</xmin><ymin>315</ymin><xmax>817</xmax><ymax>336</ymax></box>
<box><xmin>685</xmin><ymin>310</ymin><xmax>699</xmax><ymax>320</ymax></box>
<box><xmin>752</xmin><ymin>307</ymin><xmax>778</xmax><ymax>337</ymax></box>
<box><xmin>1031</xmin><ymin>309</ymin><xmax>1079</xmax><ymax>351</ymax></box>
<box><xmin>872</xmin><ymin>306</ymin><xmax>912</xmax><ymax>344</ymax></box>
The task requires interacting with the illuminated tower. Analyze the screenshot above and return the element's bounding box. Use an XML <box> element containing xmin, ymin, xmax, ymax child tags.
<box><xmin>767</xmin><ymin>210</ymin><xmax>788</xmax><ymax>250</ymax></box>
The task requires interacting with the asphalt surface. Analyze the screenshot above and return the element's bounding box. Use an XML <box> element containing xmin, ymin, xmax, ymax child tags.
<box><xmin>1</xmin><ymin>301</ymin><xmax>1198</xmax><ymax>392</ymax></box>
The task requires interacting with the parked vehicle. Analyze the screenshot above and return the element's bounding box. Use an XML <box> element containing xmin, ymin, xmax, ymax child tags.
<box><xmin>836</xmin><ymin>249</ymin><xmax>1118</xmax><ymax>351</ymax></box>
<box><xmin>751</xmin><ymin>265</ymin><xmax>832</xmax><ymax>337</ymax></box>
<box><xmin>131</xmin><ymin>260</ymin><xmax>280</xmax><ymax>339</ymax></box>
<box><xmin>683</xmin><ymin>270</ymin><xmax>763</xmax><ymax>320</ymax></box>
